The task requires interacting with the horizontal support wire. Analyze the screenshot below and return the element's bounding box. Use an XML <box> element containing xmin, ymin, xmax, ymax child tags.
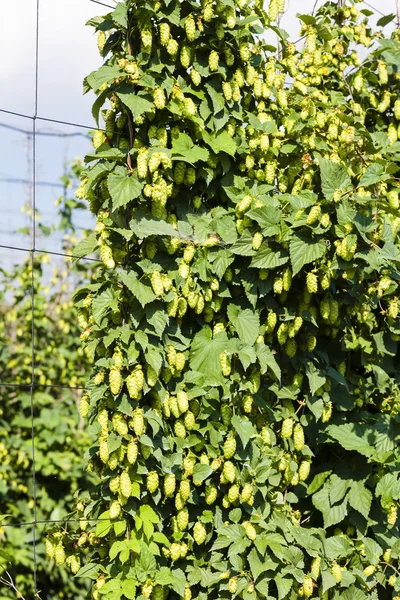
<box><xmin>0</xmin><ymin>243</ymin><xmax>100</xmax><ymax>263</ymax></box>
<box><xmin>0</xmin><ymin>121</ymin><xmax>88</xmax><ymax>138</ymax></box>
<box><xmin>2</xmin><ymin>517</ymin><xmax>127</xmax><ymax>529</ymax></box>
<box><xmin>0</xmin><ymin>382</ymin><xmax>88</xmax><ymax>392</ymax></box>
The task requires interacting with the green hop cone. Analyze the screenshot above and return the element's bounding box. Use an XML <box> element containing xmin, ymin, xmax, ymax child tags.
<box><xmin>151</xmin><ymin>271</ymin><xmax>164</xmax><ymax>297</ymax></box>
<box><xmin>209</xmin><ymin>50</ymin><xmax>219</xmax><ymax>71</ymax></box>
<box><xmin>79</xmin><ymin>394</ymin><xmax>90</xmax><ymax>418</ymax></box>
<box><xmin>119</xmin><ymin>471</ymin><xmax>132</xmax><ymax>499</ymax></box>
<box><xmin>174</xmin><ymin>419</ymin><xmax>186</xmax><ymax>438</ymax></box>
<box><xmin>54</xmin><ymin>544</ymin><xmax>66</xmax><ymax>566</ymax></box>
<box><xmin>109</xmin><ymin>475</ymin><xmax>120</xmax><ymax>494</ymax></box>
<box><xmin>228</xmin><ymin>577</ymin><xmax>238</xmax><ymax>593</ymax></box>
<box><xmin>223</xmin><ymin>460</ymin><xmax>236</xmax><ymax>483</ymax></box>
<box><xmin>221</xmin><ymin>403</ymin><xmax>233</xmax><ymax>426</ymax></box>
<box><xmin>180</xmin><ymin>479</ymin><xmax>191</xmax><ymax>502</ymax></box>
<box><xmin>223</xmin><ymin>435</ymin><xmax>237</xmax><ymax>459</ymax></box>
<box><xmin>298</xmin><ymin>460</ymin><xmax>311</xmax><ymax>481</ymax></box>
<box><xmin>242</xmin><ymin>393</ymin><xmax>253</xmax><ymax>414</ymax></box>
<box><xmin>113</xmin><ymin>413</ymin><xmax>128</xmax><ymax>436</ymax></box>
<box><xmin>321</xmin><ymin>401</ymin><xmax>333</xmax><ymax>423</ymax></box>
<box><xmin>193</xmin><ymin>521</ymin><xmax>207</xmax><ymax>545</ymax></box>
<box><xmin>228</xmin><ymin>483</ymin><xmax>240</xmax><ymax>503</ymax></box>
<box><xmin>164</xmin><ymin>473</ymin><xmax>176</xmax><ymax>498</ymax></box>
<box><xmin>332</xmin><ymin>562</ymin><xmax>342</xmax><ymax>583</ymax></box>
<box><xmin>252</xmin><ymin>231</ymin><xmax>263</xmax><ymax>250</ymax></box>
<box><xmin>220</xmin><ymin>351</ymin><xmax>231</xmax><ymax>377</ymax></box>
<box><xmin>293</xmin><ymin>423</ymin><xmax>305</xmax><ymax>451</ymax></box>
<box><xmin>185</xmin><ymin>14</ymin><xmax>196</xmax><ymax>41</ymax></box>
<box><xmin>306</xmin><ymin>205</ymin><xmax>321</xmax><ymax>225</ymax></box>
<box><xmin>241</xmin><ymin>483</ymin><xmax>253</xmax><ymax>504</ymax></box>
<box><xmin>109</xmin><ymin>499</ymin><xmax>121</xmax><ymax>520</ymax></box>
<box><xmin>306</xmin><ymin>272</ymin><xmax>318</xmax><ymax>294</ymax></box>
<box><xmin>303</xmin><ymin>576</ymin><xmax>314</xmax><ymax>598</ymax></box>
<box><xmin>243</xmin><ymin>521</ymin><xmax>257</xmax><ymax>541</ymax></box>
<box><xmin>177</xmin><ymin>507</ymin><xmax>189</xmax><ymax>530</ymax></box>
<box><xmin>184</xmin><ymin>411</ymin><xmax>196</xmax><ymax>430</ymax></box>
<box><xmin>281</xmin><ymin>417</ymin><xmax>294</xmax><ymax>439</ymax></box>
<box><xmin>127</xmin><ymin>439</ymin><xmax>138</xmax><ymax>465</ymax></box>
<box><xmin>311</xmin><ymin>556</ymin><xmax>321</xmax><ymax>579</ymax></box>
<box><xmin>205</xmin><ymin>483</ymin><xmax>218</xmax><ymax>505</ymax></box>
<box><xmin>109</xmin><ymin>367</ymin><xmax>122</xmax><ymax>396</ymax></box>
<box><xmin>170</xmin><ymin>542</ymin><xmax>181</xmax><ymax>561</ymax></box>
<box><xmin>131</xmin><ymin>408</ymin><xmax>145</xmax><ymax>437</ymax></box>
<box><xmin>147</xmin><ymin>471</ymin><xmax>159</xmax><ymax>493</ymax></box>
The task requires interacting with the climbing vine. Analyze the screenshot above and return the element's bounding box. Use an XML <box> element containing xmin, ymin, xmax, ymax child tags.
<box><xmin>48</xmin><ymin>1</ymin><xmax>400</xmax><ymax>599</ymax></box>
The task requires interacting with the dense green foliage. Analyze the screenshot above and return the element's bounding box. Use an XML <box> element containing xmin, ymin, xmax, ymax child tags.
<box><xmin>0</xmin><ymin>164</ymin><xmax>96</xmax><ymax>599</ymax></box>
<box><xmin>49</xmin><ymin>1</ymin><xmax>400</xmax><ymax>599</ymax></box>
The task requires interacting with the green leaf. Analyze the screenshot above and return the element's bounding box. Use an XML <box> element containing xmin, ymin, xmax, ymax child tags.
<box><xmin>359</xmin><ymin>163</ymin><xmax>388</xmax><ymax>187</ymax></box>
<box><xmin>92</xmin><ymin>287</ymin><xmax>117</xmax><ymax>323</ymax></box>
<box><xmin>324</xmin><ymin>536</ymin><xmax>352</xmax><ymax>560</ymax></box>
<box><xmin>227</xmin><ymin>304</ymin><xmax>259</xmax><ymax>346</ymax></box>
<box><xmin>121</xmin><ymin>580</ymin><xmax>137</xmax><ymax>600</ymax></box>
<box><xmin>74</xmin><ymin>563</ymin><xmax>101</xmax><ymax>580</ymax></box>
<box><xmin>326</xmin><ymin>424</ymin><xmax>374</xmax><ymax>458</ymax></box>
<box><xmin>87</xmin><ymin>65</ymin><xmax>122</xmax><ymax>91</ymax></box>
<box><xmin>193</xmin><ymin>463</ymin><xmax>213</xmax><ymax>481</ymax></box>
<box><xmin>318</xmin><ymin>157</ymin><xmax>352</xmax><ymax>201</ymax></box>
<box><xmin>203</xmin><ymin>131</ymin><xmax>237</xmax><ymax>156</ymax></box>
<box><xmin>107</xmin><ymin>167</ymin><xmax>142</xmax><ymax>210</ymax></box>
<box><xmin>190</xmin><ymin>327</ymin><xmax>228</xmax><ymax>373</ymax></box>
<box><xmin>275</xmin><ymin>575</ymin><xmax>292</xmax><ymax>599</ymax></box>
<box><xmin>116</xmin><ymin>90</ymin><xmax>153</xmax><ymax>119</ymax></box>
<box><xmin>231</xmin><ymin>415</ymin><xmax>256</xmax><ymax>449</ymax></box>
<box><xmin>289</xmin><ymin>233</ymin><xmax>326</xmax><ymax>276</ymax></box>
<box><xmin>206</xmin><ymin>83</ymin><xmax>225</xmax><ymax>113</ymax></box>
<box><xmin>256</xmin><ymin>344</ymin><xmax>281</xmax><ymax>380</ymax></box>
<box><xmin>119</xmin><ymin>270</ymin><xmax>156</xmax><ymax>307</ymax></box>
<box><xmin>130</xmin><ymin>217</ymin><xmax>178</xmax><ymax>240</ymax></box>
<box><xmin>73</xmin><ymin>234</ymin><xmax>97</xmax><ymax>259</ymax></box>
<box><xmin>246</xmin><ymin>205</ymin><xmax>281</xmax><ymax>236</ymax></box>
<box><xmin>139</xmin><ymin>504</ymin><xmax>159</xmax><ymax>524</ymax></box>
<box><xmin>250</xmin><ymin>244</ymin><xmax>289</xmax><ymax>269</ymax></box>
<box><xmin>348</xmin><ymin>481</ymin><xmax>373</xmax><ymax>519</ymax></box>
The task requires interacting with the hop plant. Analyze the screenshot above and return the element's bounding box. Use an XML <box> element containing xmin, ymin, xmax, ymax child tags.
<box><xmin>223</xmin><ymin>435</ymin><xmax>237</xmax><ymax>459</ymax></box>
<box><xmin>193</xmin><ymin>521</ymin><xmax>207</xmax><ymax>544</ymax></box>
<box><xmin>281</xmin><ymin>418</ymin><xmax>294</xmax><ymax>439</ymax></box>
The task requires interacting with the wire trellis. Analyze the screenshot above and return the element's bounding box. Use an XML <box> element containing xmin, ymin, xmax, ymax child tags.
<box><xmin>0</xmin><ymin>0</ymin><xmax>396</xmax><ymax>596</ymax></box>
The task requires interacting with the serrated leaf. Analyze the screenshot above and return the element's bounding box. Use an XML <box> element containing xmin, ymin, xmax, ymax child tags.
<box><xmin>203</xmin><ymin>131</ymin><xmax>237</xmax><ymax>156</ymax></box>
<box><xmin>190</xmin><ymin>327</ymin><xmax>228</xmax><ymax>373</ymax></box>
<box><xmin>74</xmin><ymin>562</ymin><xmax>101</xmax><ymax>580</ymax></box>
<box><xmin>116</xmin><ymin>90</ymin><xmax>153</xmax><ymax>119</ymax></box>
<box><xmin>130</xmin><ymin>217</ymin><xmax>178</xmax><ymax>240</ymax></box>
<box><xmin>107</xmin><ymin>167</ymin><xmax>142</xmax><ymax>209</ymax></box>
<box><xmin>348</xmin><ymin>481</ymin><xmax>372</xmax><ymax>519</ymax></box>
<box><xmin>256</xmin><ymin>344</ymin><xmax>281</xmax><ymax>380</ymax></box>
<box><xmin>289</xmin><ymin>233</ymin><xmax>326</xmax><ymax>276</ymax></box>
<box><xmin>275</xmin><ymin>575</ymin><xmax>292</xmax><ymax>599</ymax></box>
<box><xmin>319</xmin><ymin>157</ymin><xmax>352</xmax><ymax>201</ymax></box>
<box><xmin>119</xmin><ymin>270</ymin><xmax>156</xmax><ymax>307</ymax></box>
<box><xmin>359</xmin><ymin>163</ymin><xmax>388</xmax><ymax>187</ymax></box>
<box><xmin>227</xmin><ymin>304</ymin><xmax>259</xmax><ymax>346</ymax></box>
<box><xmin>250</xmin><ymin>244</ymin><xmax>289</xmax><ymax>269</ymax></box>
<box><xmin>92</xmin><ymin>287</ymin><xmax>117</xmax><ymax>323</ymax></box>
<box><xmin>326</xmin><ymin>424</ymin><xmax>374</xmax><ymax>458</ymax></box>
<box><xmin>231</xmin><ymin>415</ymin><xmax>256</xmax><ymax>449</ymax></box>
<box><xmin>73</xmin><ymin>234</ymin><xmax>97</xmax><ymax>259</ymax></box>
<box><xmin>193</xmin><ymin>463</ymin><xmax>213</xmax><ymax>481</ymax></box>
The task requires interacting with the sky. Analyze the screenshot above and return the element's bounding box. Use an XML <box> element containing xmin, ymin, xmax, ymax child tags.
<box><xmin>0</xmin><ymin>0</ymin><xmax>397</xmax><ymax>268</ymax></box>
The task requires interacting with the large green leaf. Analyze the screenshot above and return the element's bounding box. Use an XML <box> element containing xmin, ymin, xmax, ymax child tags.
<box><xmin>326</xmin><ymin>424</ymin><xmax>374</xmax><ymax>458</ymax></box>
<box><xmin>289</xmin><ymin>233</ymin><xmax>326</xmax><ymax>276</ymax></box>
<box><xmin>250</xmin><ymin>244</ymin><xmax>289</xmax><ymax>269</ymax></box>
<box><xmin>318</xmin><ymin>157</ymin><xmax>352</xmax><ymax>201</ymax></box>
<box><xmin>107</xmin><ymin>167</ymin><xmax>142</xmax><ymax>209</ymax></box>
<box><xmin>348</xmin><ymin>481</ymin><xmax>373</xmax><ymax>519</ymax></box>
<box><xmin>227</xmin><ymin>304</ymin><xmax>259</xmax><ymax>346</ymax></box>
<box><xmin>190</xmin><ymin>327</ymin><xmax>228</xmax><ymax>373</ymax></box>
<box><xmin>119</xmin><ymin>271</ymin><xmax>156</xmax><ymax>307</ymax></box>
<box><xmin>116</xmin><ymin>90</ymin><xmax>154</xmax><ymax>119</ymax></box>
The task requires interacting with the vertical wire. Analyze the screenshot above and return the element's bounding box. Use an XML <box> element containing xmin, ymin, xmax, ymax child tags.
<box><xmin>30</xmin><ymin>0</ymin><xmax>40</xmax><ymax>594</ymax></box>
